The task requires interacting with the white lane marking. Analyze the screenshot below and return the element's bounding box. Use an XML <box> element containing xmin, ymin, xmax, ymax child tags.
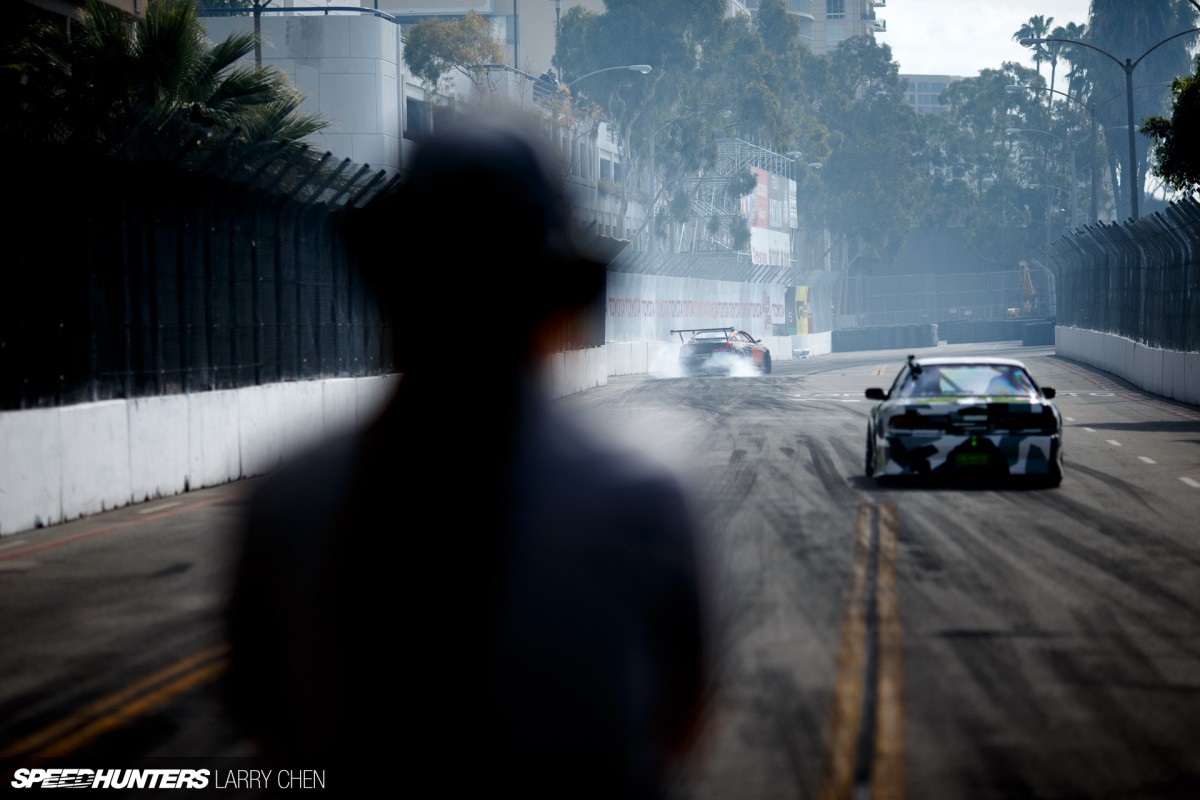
<box><xmin>1181</xmin><ymin>477</ymin><xmax>1200</xmax><ymax>489</ymax></box>
<box><xmin>1082</xmin><ymin>427</ymin><xmax>1096</xmax><ymax>432</ymax></box>
<box><xmin>792</xmin><ymin>395</ymin><xmax>863</xmax><ymax>403</ymax></box>
<box><xmin>1106</xmin><ymin>440</ymin><xmax>1122</xmax><ymax>447</ymax></box>
<box><xmin>1138</xmin><ymin>456</ymin><xmax>1157</xmax><ymax>464</ymax></box>
<box><xmin>138</xmin><ymin>502</ymin><xmax>182</xmax><ymax>515</ymax></box>
<box><xmin>1065</xmin><ymin>417</ymin><xmax>1076</xmax><ymax>422</ymax></box>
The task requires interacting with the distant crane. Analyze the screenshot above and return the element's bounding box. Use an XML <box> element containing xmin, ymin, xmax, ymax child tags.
<box><xmin>1009</xmin><ymin>259</ymin><xmax>1038</xmax><ymax>316</ymax></box>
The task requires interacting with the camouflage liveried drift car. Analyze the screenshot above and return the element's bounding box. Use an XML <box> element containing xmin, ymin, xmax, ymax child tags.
<box><xmin>864</xmin><ymin>354</ymin><xmax>1064</xmax><ymax>485</ymax></box>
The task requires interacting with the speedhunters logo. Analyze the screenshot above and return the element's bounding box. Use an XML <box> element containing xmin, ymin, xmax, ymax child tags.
<box><xmin>10</xmin><ymin>769</ymin><xmax>210</xmax><ymax>789</ymax></box>
<box><xmin>9</xmin><ymin>768</ymin><xmax>327</xmax><ymax>791</ymax></box>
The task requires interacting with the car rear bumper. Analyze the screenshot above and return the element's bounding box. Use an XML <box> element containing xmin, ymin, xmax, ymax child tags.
<box><xmin>877</xmin><ymin>432</ymin><xmax>1062</xmax><ymax>477</ymax></box>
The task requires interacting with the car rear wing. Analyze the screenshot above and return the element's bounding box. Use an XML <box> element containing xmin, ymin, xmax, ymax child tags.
<box><xmin>670</xmin><ymin>326</ymin><xmax>735</xmax><ymax>342</ymax></box>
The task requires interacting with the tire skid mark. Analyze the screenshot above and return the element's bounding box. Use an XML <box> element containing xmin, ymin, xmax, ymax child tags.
<box><xmin>804</xmin><ymin>437</ymin><xmax>860</xmax><ymax>507</ymax></box>
<box><xmin>1043</xmin><ymin>610</ymin><xmax>1200</xmax><ymax>783</ymax></box>
<box><xmin>818</xmin><ymin>501</ymin><xmax>905</xmax><ymax>800</ymax></box>
<box><xmin>827</xmin><ymin>436</ymin><xmax>865</xmax><ymax>475</ymax></box>
<box><xmin>1059</xmin><ymin>462</ymin><xmax>1158</xmax><ymax>514</ymax></box>
<box><xmin>1038</xmin><ymin>522</ymin><xmax>1200</xmax><ymax>624</ymax></box>
<box><xmin>1027</xmin><ymin>485</ymin><xmax>1200</xmax><ymax>576</ymax></box>
<box><xmin>945</xmin><ymin>494</ymin><xmax>1200</xmax><ymax>660</ymax></box>
<box><xmin>756</xmin><ymin>665</ymin><xmax>831</xmax><ymax>798</ymax></box>
<box><xmin>1010</xmin><ymin>504</ymin><xmax>1200</xmax><ymax>644</ymax></box>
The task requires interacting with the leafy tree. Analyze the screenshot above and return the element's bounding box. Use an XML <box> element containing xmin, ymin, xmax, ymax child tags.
<box><xmin>797</xmin><ymin>36</ymin><xmax>922</xmax><ymax>275</ymax></box>
<box><xmin>1141</xmin><ymin>55</ymin><xmax>1200</xmax><ymax>194</ymax></box>
<box><xmin>639</xmin><ymin>10</ymin><xmax>798</xmax><ymax>252</ymax></box>
<box><xmin>919</xmin><ymin>61</ymin><xmax>1091</xmax><ymax>263</ymax></box>
<box><xmin>402</xmin><ymin>11</ymin><xmax>506</xmax><ymax>95</ymax></box>
<box><xmin>555</xmin><ymin>0</ymin><xmax>728</xmax><ymax>242</ymax></box>
<box><xmin>1</xmin><ymin>0</ymin><xmax>327</xmax><ymax>173</ymax></box>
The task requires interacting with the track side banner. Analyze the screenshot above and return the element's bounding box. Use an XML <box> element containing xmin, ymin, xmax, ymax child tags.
<box><xmin>606</xmin><ymin>273</ymin><xmax>787</xmax><ymax>343</ymax></box>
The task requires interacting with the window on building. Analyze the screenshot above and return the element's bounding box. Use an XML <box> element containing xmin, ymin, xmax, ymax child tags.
<box><xmin>826</xmin><ymin>0</ymin><xmax>845</xmax><ymax>19</ymax></box>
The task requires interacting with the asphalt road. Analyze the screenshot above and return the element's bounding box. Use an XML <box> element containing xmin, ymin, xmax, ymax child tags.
<box><xmin>1</xmin><ymin>342</ymin><xmax>1198</xmax><ymax>799</ymax></box>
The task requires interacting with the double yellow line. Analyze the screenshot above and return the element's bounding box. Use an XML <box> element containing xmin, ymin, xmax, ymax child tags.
<box><xmin>818</xmin><ymin>501</ymin><xmax>906</xmax><ymax>800</ymax></box>
<box><xmin>1</xmin><ymin>644</ymin><xmax>230</xmax><ymax>760</ymax></box>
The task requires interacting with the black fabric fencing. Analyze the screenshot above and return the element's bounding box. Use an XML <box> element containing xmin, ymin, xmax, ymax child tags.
<box><xmin>2</xmin><ymin>151</ymin><xmax>398</xmax><ymax>411</ymax></box>
<box><xmin>839</xmin><ymin>269</ymin><xmax>1054</xmax><ymax>329</ymax></box>
<box><xmin>1</xmin><ymin>147</ymin><xmax>609</xmax><ymax>411</ymax></box>
<box><xmin>1042</xmin><ymin>197</ymin><xmax>1200</xmax><ymax>353</ymax></box>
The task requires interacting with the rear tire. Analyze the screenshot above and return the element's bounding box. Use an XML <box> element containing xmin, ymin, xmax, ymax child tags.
<box><xmin>761</xmin><ymin>353</ymin><xmax>773</xmax><ymax>375</ymax></box>
<box><xmin>1043</xmin><ymin>459</ymin><xmax>1063</xmax><ymax>487</ymax></box>
<box><xmin>865</xmin><ymin>429</ymin><xmax>876</xmax><ymax>478</ymax></box>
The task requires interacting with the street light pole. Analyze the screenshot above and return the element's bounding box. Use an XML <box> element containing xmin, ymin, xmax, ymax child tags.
<box><xmin>1021</xmin><ymin>28</ymin><xmax>1200</xmax><ymax>221</ymax></box>
<box><xmin>252</xmin><ymin>1</ymin><xmax>276</xmax><ymax>69</ymax></box>
<box><xmin>564</xmin><ymin>64</ymin><xmax>653</xmax><ymax>89</ymax></box>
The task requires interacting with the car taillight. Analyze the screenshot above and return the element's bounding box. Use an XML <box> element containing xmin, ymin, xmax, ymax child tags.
<box><xmin>1032</xmin><ymin>406</ymin><xmax>1060</xmax><ymax>434</ymax></box>
<box><xmin>888</xmin><ymin>415</ymin><xmax>943</xmax><ymax>432</ymax></box>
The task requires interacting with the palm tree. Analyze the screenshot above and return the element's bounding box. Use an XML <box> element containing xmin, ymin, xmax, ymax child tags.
<box><xmin>1013</xmin><ymin>14</ymin><xmax>1054</xmax><ymax>78</ymax></box>
<box><xmin>2</xmin><ymin>0</ymin><xmax>326</xmax><ymax>173</ymax></box>
<box><xmin>1048</xmin><ymin>21</ymin><xmax>1087</xmax><ymax>100</ymax></box>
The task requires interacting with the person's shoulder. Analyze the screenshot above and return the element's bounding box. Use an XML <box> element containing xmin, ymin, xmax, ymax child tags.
<box><xmin>240</xmin><ymin>427</ymin><xmax>368</xmax><ymax>545</ymax></box>
<box><xmin>519</xmin><ymin>403</ymin><xmax>699</xmax><ymax>544</ymax></box>
<box><xmin>533</xmin><ymin>404</ymin><xmax>680</xmax><ymax>487</ymax></box>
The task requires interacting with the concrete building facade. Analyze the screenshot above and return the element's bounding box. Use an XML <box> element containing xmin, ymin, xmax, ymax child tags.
<box><xmin>902</xmin><ymin>74</ymin><xmax>964</xmax><ymax>114</ymax></box>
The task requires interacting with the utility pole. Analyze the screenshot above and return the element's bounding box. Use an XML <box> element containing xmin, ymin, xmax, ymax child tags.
<box><xmin>253</xmin><ymin>1</ymin><xmax>275</xmax><ymax>69</ymax></box>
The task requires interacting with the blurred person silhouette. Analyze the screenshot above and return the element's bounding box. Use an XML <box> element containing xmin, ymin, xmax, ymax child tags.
<box><xmin>223</xmin><ymin>109</ymin><xmax>710</xmax><ymax>799</ymax></box>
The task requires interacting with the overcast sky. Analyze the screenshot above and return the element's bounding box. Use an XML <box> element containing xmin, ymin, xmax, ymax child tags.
<box><xmin>876</xmin><ymin>1</ymin><xmax>1092</xmax><ymax>78</ymax></box>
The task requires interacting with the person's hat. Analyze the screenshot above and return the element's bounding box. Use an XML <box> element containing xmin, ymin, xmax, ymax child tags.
<box><xmin>344</xmin><ymin>111</ymin><xmax>608</xmax><ymax>315</ymax></box>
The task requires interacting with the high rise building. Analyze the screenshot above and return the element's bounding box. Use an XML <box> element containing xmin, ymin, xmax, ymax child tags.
<box><xmin>902</xmin><ymin>74</ymin><xmax>964</xmax><ymax>114</ymax></box>
<box><xmin>740</xmin><ymin>0</ymin><xmax>885</xmax><ymax>54</ymax></box>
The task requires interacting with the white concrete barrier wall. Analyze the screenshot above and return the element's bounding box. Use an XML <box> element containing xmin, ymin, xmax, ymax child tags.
<box><xmin>7</xmin><ymin>330</ymin><xmax>1193</xmax><ymax>536</ymax></box>
<box><xmin>1056</xmin><ymin>326</ymin><xmax>1200</xmax><ymax>406</ymax></box>
<box><xmin>792</xmin><ymin>331</ymin><xmax>833</xmax><ymax>359</ymax></box>
<box><xmin>129</xmin><ymin>395</ymin><xmax>191</xmax><ymax>503</ymax></box>
<box><xmin>2</xmin><ymin>407</ymin><xmax>62</xmax><ymax>533</ymax></box>
<box><xmin>60</xmin><ymin>401</ymin><xmax>131</xmax><ymax>525</ymax></box>
<box><xmin>0</xmin><ymin>375</ymin><xmax>398</xmax><ymax>536</ymax></box>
